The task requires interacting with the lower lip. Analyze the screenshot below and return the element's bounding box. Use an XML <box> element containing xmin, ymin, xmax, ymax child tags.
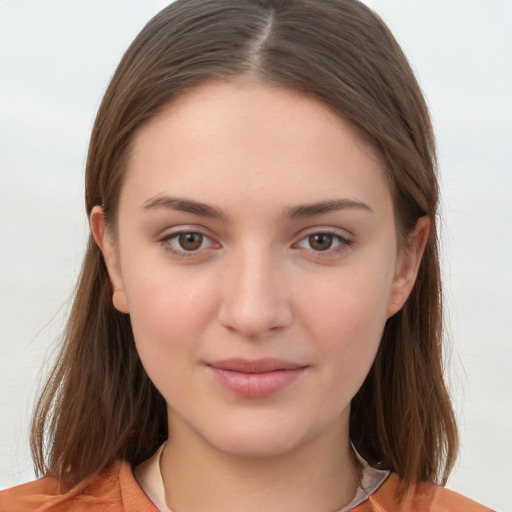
<box><xmin>207</xmin><ymin>366</ymin><xmax>306</xmax><ymax>398</ymax></box>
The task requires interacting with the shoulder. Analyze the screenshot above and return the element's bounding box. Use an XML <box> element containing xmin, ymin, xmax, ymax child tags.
<box><xmin>0</xmin><ymin>461</ymin><xmax>157</xmax><ymax>512</ymax></box>
<box><xmin>354</xmin><ymin>473</ymin><xmax>494</xmax><ymax>512</ymax></box>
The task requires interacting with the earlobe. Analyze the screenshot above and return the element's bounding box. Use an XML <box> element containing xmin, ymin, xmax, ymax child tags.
<box><xmin>90</xmin><ymin>206</ymin><xmax>129</xmax><ymax>314</ymax></box>
<box><xmin>386</xmin><ymin>216</ymin><xmax>430</xmax><ymax>318</ymax></box>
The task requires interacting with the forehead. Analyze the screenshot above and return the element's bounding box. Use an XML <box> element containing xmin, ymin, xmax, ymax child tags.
<box><xmin>122</xmin><ymin>80</ymin><xmax>392</xmax><ymax>217</ymax></box>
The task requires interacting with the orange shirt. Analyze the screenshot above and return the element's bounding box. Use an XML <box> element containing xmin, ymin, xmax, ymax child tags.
<box><xmin>1</xmin><ymin>461</ymin><xmax>493</xmax><ymax>512</ymax></box>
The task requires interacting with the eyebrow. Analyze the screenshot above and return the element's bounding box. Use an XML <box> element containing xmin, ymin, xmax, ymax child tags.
<box><xmin>141</xmin><ymin>194</ymin><xmax>227</xmax><ymax>219</ymax></box>
<box><xmin>285</xmin><ymin>198</ymin><xmax>373</xmax><ymax>218</ymax></box>
<box><xmin>141</xmin><ymin>194</ymin><xmax>373</xmax><ymax>219</ymax></box>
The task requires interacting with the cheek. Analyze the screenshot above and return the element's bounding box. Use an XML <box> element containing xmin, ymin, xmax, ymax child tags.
<box><xmin>295</xmin><ymin>263</ymin><xmax>393</xmax><ymax>387</ymax></box>
<box><xmin>298</xmin><ymin>261</ymin><xmax>393</xmax><ymax>336</ymax></box>
<box><xmin>121</xmin><ymin>262</ymin><xmax>218</xmax><ymax>379</ymax></box>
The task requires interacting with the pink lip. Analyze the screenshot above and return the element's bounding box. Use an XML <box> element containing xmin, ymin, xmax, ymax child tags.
<box><xmin>206</xmin><ymin>358</ymin><xmax>307</xmax><ymax>398</ymax></box>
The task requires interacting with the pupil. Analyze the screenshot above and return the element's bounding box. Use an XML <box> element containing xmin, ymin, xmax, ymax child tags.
<box><xmin>310</xmin><ymin>233</ymin><xmax>332</xmax><ymax>251</ymax></box>
<box><xmin>179</xmin><ymin>232</ymin><xmax>203</xmax><ymax>250</ymax></box>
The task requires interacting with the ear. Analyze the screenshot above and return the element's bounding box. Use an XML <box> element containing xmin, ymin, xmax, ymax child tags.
<box><xmin>90</xmin><ymin>206</ymin><xmax>129</xmax><ymax>313</ymax></box>
<box><xmin>387</xmin><ymin>216</ymin><xmax>430</xmax><ymax>318</ymax></box>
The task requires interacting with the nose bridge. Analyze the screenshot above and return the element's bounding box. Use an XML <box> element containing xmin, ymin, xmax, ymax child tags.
<box><xmin>218</xmin><ymin>241</ymin><xmax>292</xmax><ymax>337</ymax></box>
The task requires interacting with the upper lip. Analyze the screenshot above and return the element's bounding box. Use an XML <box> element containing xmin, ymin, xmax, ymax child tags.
<box><xmin>207</xmin><ymin>358</ymin><xmax>307</xmax><ymax>373</ymax></box>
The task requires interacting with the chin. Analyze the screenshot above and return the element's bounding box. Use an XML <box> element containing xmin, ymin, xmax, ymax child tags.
<box><xmin>215</xmin><ymin>432</ymin><xmax>303</xmax><ymax>459</ymax></box>
<box><xmin>198</xmin><ymin>415</ymin><xmax>324</xmax><ymax>460</ymax></box>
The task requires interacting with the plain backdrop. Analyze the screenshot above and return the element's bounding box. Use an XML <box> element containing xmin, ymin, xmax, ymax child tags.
<box><xmin>0</xmin><ymin>1</ymin><xmax>511</xmax><ymax>510</ymax></box>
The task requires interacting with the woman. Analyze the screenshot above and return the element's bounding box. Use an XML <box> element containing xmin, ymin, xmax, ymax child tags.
<box><xmin>0</xmin><ymin>0</ymin><xmax>493</xmax><ymax>510</ymax></box>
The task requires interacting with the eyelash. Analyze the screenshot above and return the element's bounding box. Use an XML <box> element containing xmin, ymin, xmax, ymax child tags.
<box><xmin>294</xmin><ymin>231</ymin><xmax>353</xmax><ymax>256</ymax></box>
<box><xmin>160</xmin><ymin>230</ymin><xmax>218</xmax><ymax>257</ymax></box>
<box><xmin>159</xmin><ymin>229</ymin><xmax>353</xmax><ymax>258</ymax></box>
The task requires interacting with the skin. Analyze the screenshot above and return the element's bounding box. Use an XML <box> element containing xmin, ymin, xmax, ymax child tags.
<box><xmin>91</xmin><ymin>80</ymin><xmax>428</xmax><ymax>512</ymax></box>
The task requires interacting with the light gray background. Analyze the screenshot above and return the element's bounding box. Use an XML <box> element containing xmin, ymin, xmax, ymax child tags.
<box><xmin>0</xmin><ymin>1</ymin><xmax>510</xmax><ymax>510</ymax></box>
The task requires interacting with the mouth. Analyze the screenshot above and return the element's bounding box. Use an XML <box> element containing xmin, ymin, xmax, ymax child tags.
<box><xmin>206</xmin><ymin>358</ymin><xmax>308</xmax><ymax>398</ymax></box>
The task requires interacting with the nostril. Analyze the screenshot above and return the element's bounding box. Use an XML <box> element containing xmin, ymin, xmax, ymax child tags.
<box><xmin>217</xmin><ymin>253</ymin><xmax>293</xmax><ymax>337</ymax></box>
<box><xmin>217</xmin><ymin>290</ymin><xmax>293</xmax><ymax>338</ymax></box>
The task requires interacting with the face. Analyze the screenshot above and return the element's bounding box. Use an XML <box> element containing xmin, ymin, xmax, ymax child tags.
<box><xmin>92</xmin><ymin>81</ymin><xmax>426</xmax><ymax>460</ymax></box>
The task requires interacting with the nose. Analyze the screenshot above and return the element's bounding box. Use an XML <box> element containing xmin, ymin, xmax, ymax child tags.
<box><xmin>217</xmin><ymin>247</ymin><xmax>293</xmax><ymax>338</ymax></box>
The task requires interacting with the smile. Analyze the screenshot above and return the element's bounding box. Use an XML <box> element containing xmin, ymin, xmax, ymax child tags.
<box><xmin>206</xmin><ymin>358</ymin><xmax>308</xmax><ymax>398</ymax></box>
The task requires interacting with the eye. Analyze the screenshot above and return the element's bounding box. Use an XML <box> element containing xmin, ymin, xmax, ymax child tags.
<box><xmin>306</xmin><ymin>233</ymin><xmax>335</xmax><ymax>251</ymax></box>
<box><xmin>160</xmin><ymin>230</ymin><xmax>218</xmax><ymax>256</ymax></box>
<box><xmin>176</xmin><ymin>232</ymin><xmax>204</xmax><ymax>251</ymax></box>
<box><xmin>295</xmin><ymin>231</ymin><xmax>352</xmax><ymax>254</ymax></box>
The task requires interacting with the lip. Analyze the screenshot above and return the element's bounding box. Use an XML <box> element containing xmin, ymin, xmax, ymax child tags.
<box><xmin>206</xmin><ymin>358</ymin><xmax>307</xmax><ymax>398</ymax></box>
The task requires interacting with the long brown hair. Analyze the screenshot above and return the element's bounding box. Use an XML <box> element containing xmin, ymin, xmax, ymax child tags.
<box><xmin>31</xmin><ymin>0</ymin><xmax>458</xmax><ymax>491</ymax></box>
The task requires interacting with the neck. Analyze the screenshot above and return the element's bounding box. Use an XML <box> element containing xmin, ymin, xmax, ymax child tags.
<box><xmin>160</xmin><ymin>414</ymin><xmax>359</xmax><ymax>512</ymax></box>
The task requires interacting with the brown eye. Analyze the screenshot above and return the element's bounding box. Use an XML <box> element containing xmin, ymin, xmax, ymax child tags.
<box><xmin>308</xmin><ymin>233</ymin><xmax>333</xmax><ymax>251</ymax></box>
<box><xmin>178</xmin><ymin>232</ymin><xmax>203</xmax><ymax>251</ymax></box>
